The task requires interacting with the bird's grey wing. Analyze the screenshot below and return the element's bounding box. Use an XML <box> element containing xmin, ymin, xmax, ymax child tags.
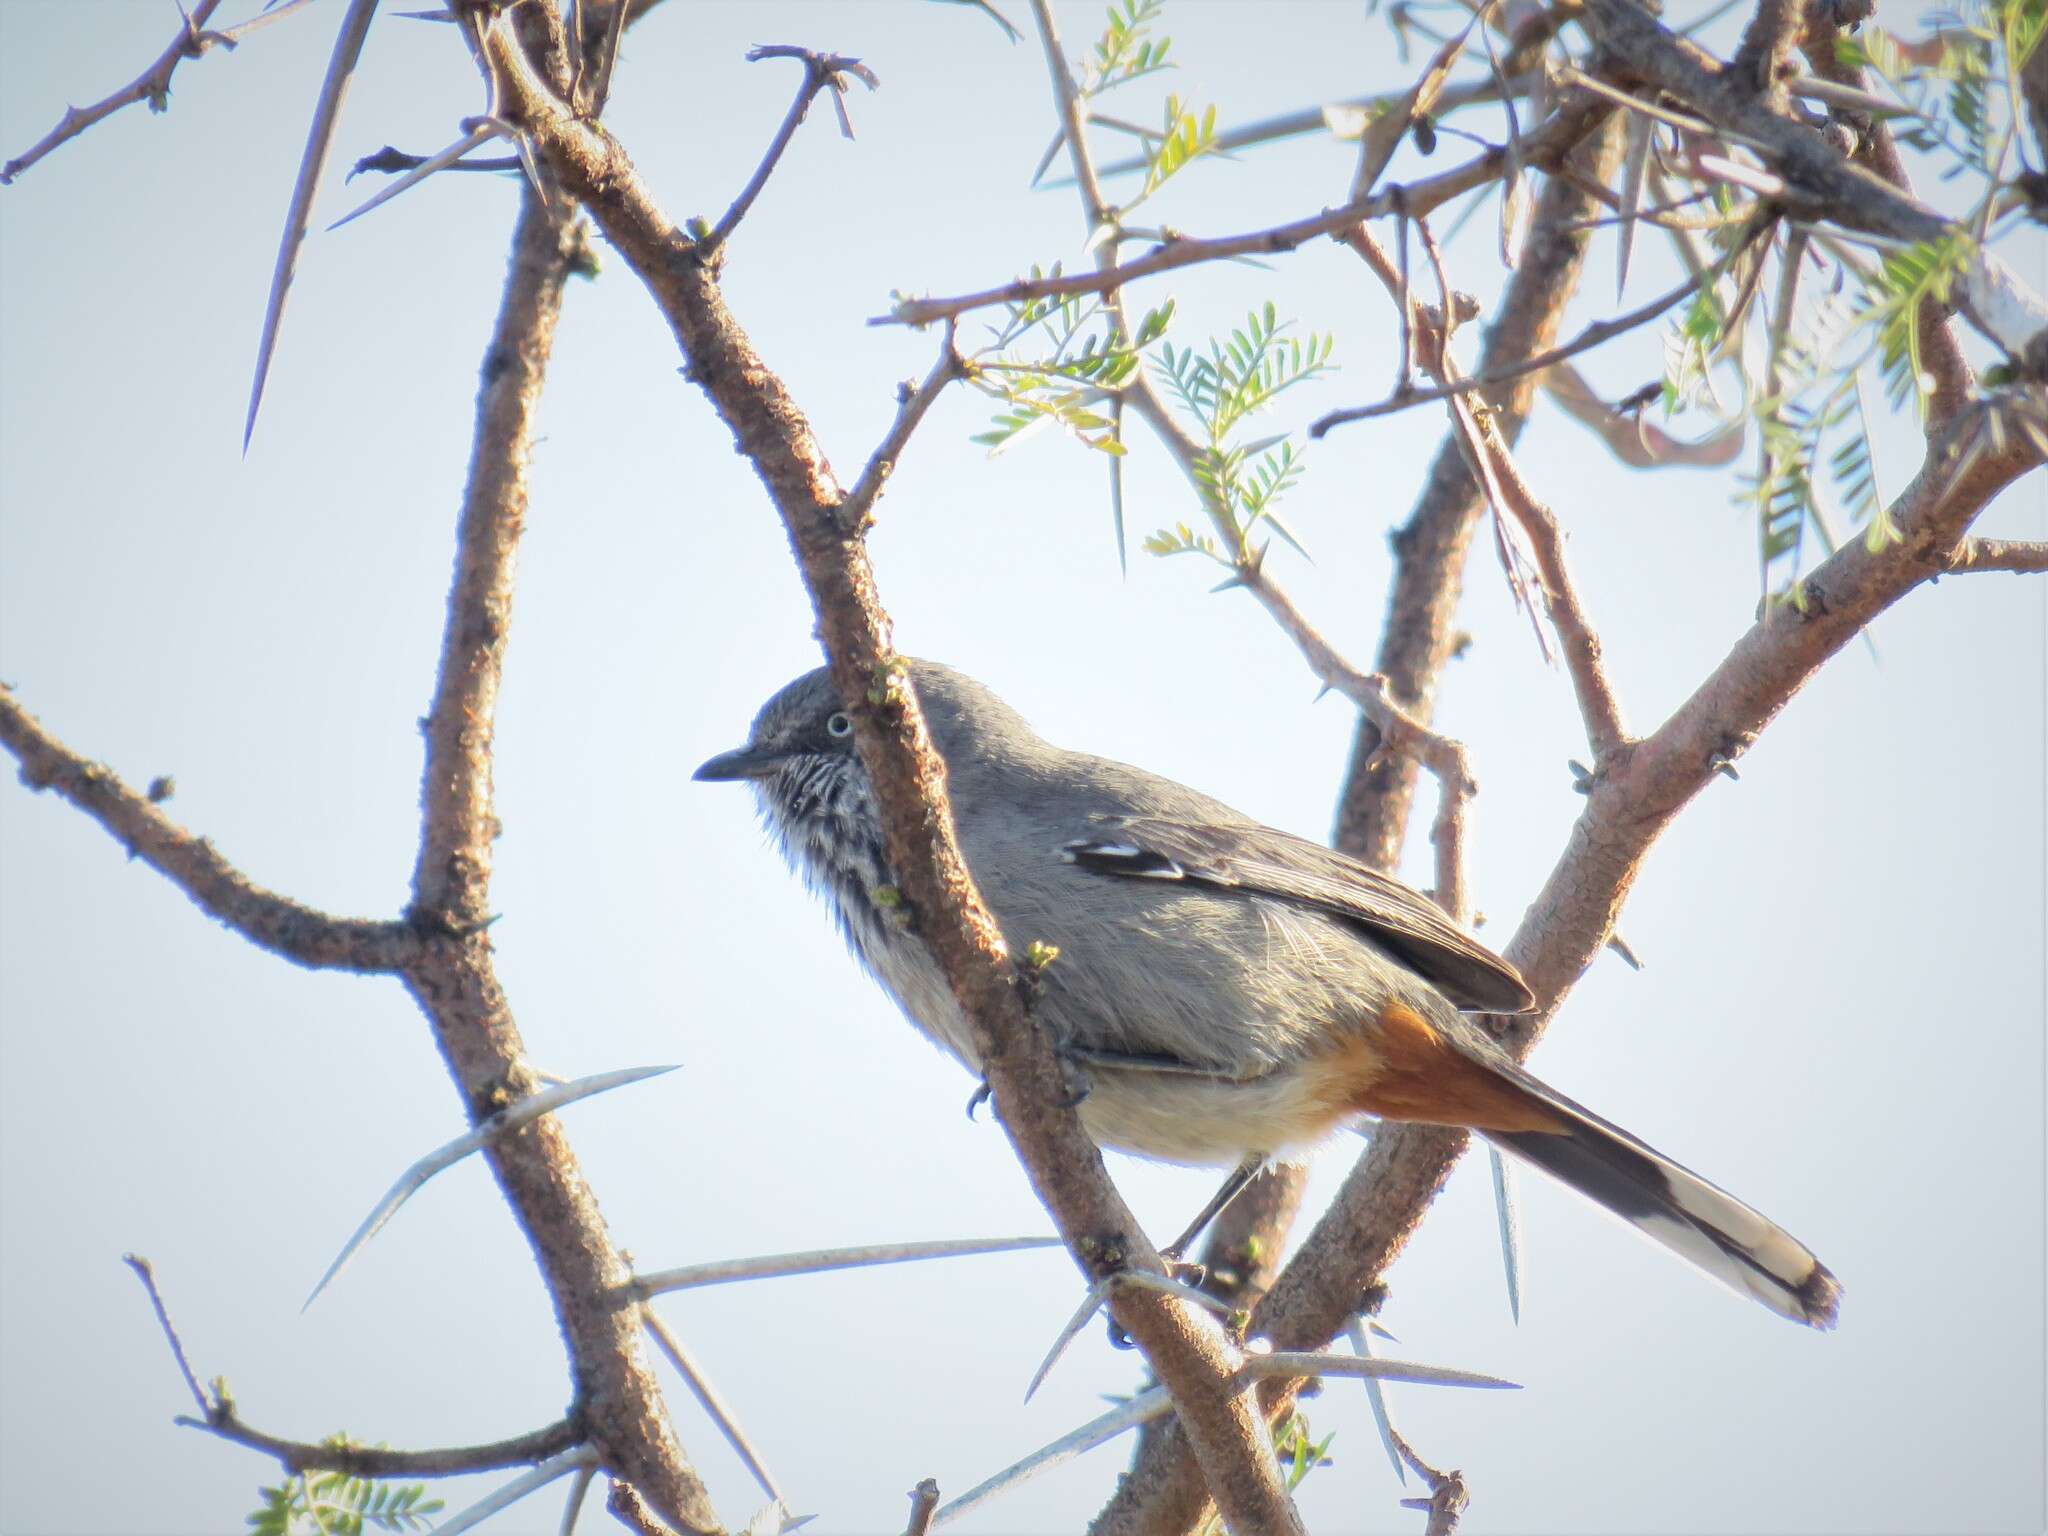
<box><xmin>1059</xmin><ymin>814</ymin><xmax>1534</xmax><ymax>1014</ymax></box>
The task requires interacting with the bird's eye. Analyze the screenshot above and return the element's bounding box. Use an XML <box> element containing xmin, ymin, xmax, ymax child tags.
<box><xmin>826</xmin><ymin>711</ymin><xmax>853</xmax><ymax>739</ymax></box>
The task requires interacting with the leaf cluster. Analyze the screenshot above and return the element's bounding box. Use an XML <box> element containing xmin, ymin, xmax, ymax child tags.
<box><xmin>1148</xmin><ymin>302</ymin><xmax>1335</xmax><ymax>565</ymax></box>
<box><xmin>247</xmin><ymin>1444</ymin><xmax>443</xmax><ymax>1536</ymax></box>
<box><xmin>1083</xmin><ymin>0</ymin><xmax>1174</xmax><ymax>96</ymax></box>
<box><xmin>968</xmin><ymin>274</ymin><xmax>1176</xmax><ymax>456</ymax></box>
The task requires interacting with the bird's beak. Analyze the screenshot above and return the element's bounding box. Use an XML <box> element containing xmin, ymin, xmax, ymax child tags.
<box><xmin>692</xmin><ymin>746</ymin><xmax>783</xmax><ymax>783</ymax></box>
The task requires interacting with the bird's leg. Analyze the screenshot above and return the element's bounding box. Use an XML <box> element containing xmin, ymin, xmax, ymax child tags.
<box><xmin>1160</xmin><ymin>1156</ymin><xmax>1266</xmax><ymax>1265</ymax></box>
<box><xmin>1104</xmin><ymin>1156</ymin><xmax>1269</xmax><ymax>1348</ymax></box>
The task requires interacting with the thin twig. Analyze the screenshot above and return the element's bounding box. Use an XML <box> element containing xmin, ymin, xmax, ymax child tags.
<box><xmin>1312</xmin><ymin>221</ymin><xmax>1766</xmax><ymax>434</ymax></box>
<box><xmin>704</xmin><ymin>47</ymin><xmax>878</xmax><ymax>253</ymax></box>
<box><xmin>127</xmin><ymin>1247</ymin><xmax>585</xmax><ymax>1476</ymax></box>
<box><xmin>122</xmin><ymin>1255</ymin><xmax>209</xmax><ymax>1415</ymax></box>
<box><xmin>177</xmin><ymin>1409</ymin><xmax>586</xmax><ymax>1479</ymax></box>
<box><xmin>1946</xmin><ymin>536</ymin><xmax>2048</xmax><ymax>573</ymax></box>
<box><xmin>1388</xmin><ymin>1427</ymin><xmax>1471</xmax><ymax>1535</ymax></box>
<box><xmin>841</xmin><ymin>322</ymin><xmax>964</xmax><ymax>527</ymax></box>
<box><xmin>1</xmin><ymin>0</ymin><xmax>229</xmax><ymax>184</ymax></box>
<box><xmin>1445</xmin><ymin>401</ymin><xmax>1629</xmax><ymax>761</ymax></box>
<box><xmin>329</xmin><ymin>121</ymin><xmax>509</xmax><ymax>230</ymax></box>
<box><xmin>351</xmin><ymin>144</ymin><xmax>524</xmax><ymax>178</ymax></box>
<box><xmin>0</xmin><ymin>688</ymin><xmax>418</xmax><ymax>971</ymax></box>
<box><xmin>878</xmin><ymin>101</ymin><xmax>1603</xmax><ymax>328</ymax></box>
<box><xmin>903</xmin><ymin>1479</ymin><xmax>940</xmax><ymax>1536</ymax></box>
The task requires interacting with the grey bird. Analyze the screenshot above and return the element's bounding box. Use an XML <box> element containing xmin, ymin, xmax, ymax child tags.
<box><xmin>695</xmin><ymin>660</ymin><xmax>1841</xmax><ymax>1328</ymax></box>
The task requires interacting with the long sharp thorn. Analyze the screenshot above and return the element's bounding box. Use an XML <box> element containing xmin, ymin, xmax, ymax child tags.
<box><xmin>1490</xmin><ymin>1145</ymin><xmax>1524</xmax><ymax>1324</ymax></box>
<box><xmin>932</xmin><ymin>1387</ymin><xmax>1173</xmax><ymax>1527</ymax></box>
<box><xmin>1346</xmin><ymin>1317</ymin><xmax>1406</xmax><ymax>1485</ymax></box>
<box><xmin>304</xmin><ymin>1064</ymin><xmax>677</xmax><ymax>1308</ymax></box>
<box><xmin>326</xmin><ymin>123</ymin><xmax>502</xmax><ymax>230</ymax></box>
<box><xmin>244</xmin><ymin>0</ymin><xmax>380</xmax><ymax>453</ymax></box>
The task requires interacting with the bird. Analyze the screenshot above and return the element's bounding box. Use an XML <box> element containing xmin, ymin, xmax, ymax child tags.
<box><xmin>695</xmin><ymin>660</ymin><xmax>1841</xmax><ymax>1328</ymax></box>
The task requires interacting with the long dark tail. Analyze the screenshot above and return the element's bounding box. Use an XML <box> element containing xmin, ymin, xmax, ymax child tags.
<box><xmin>1482</xmin><ymin>1062</ymin><xmax>1841</xmax><ymax>1329</ymax></box>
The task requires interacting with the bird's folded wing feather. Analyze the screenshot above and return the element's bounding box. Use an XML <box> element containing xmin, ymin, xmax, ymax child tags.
<box><xmin>1060</xmin><ymin>814</ymin><xmax>1535</xmax><ymax>1015</ymax></box>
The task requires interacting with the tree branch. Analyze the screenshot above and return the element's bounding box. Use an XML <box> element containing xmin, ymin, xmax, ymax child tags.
<box><xmin>1583</xmin><ymin>0</ymin><xmax>2047</xmax><ymax>369</ymax></box>
<box><xmin>1448</xmin><ymin>396</ymin><xmax>1630</xmax><ymax>762</ymax></box>
<box><xmin>1729</xmin><ymin>0</ymin><xmax>1804</xmax><ymax>98</ymax></box>
<box><xmin>126</xmin><ymin>1248</ymin><xmax>583</xmax><ymax>1477</ymax></box>
<box><xmin>843</xmin><ymin>322</ymin><xmax>965</xmax><ymax>529</ymax></box>
<box><xmin>1100</xmin><ymin>119</ymin><xmax>1629</xmax><ymax>1536</ymax></box>
<box><xmin>1328</xmin><ymin>123</ymin><xmax>1624</xmax><ymax>878</ymax></box>
<box><xmin>703</xmin><ymin>46</ymin><xmax>878</xmax><ymax>254</ymax></box>
<box><xmin>903</xmin><ymin>1477</ymin><xmax>941</xmax><ymax>1536</ymax></box>
<box><xmin>879</xmin><ymin>92</ymin><xmax>1610</xmax><ymax>329</ymax></box>
<box><xmin>1311</xmin><ymin>222</ymin><xmax>1761</xmax><ymax>434</ymax></box>
<box><xmin>0</xmin><ymin>688</ymin><xmax>418</xmax><ymax>972</ymax></box>
<box><xmin>1795</xmin><ymin>0</ymin><xmax>1975</xmax><ymax>430</ymax></box>
<box><xmin>2</xmin><ymin>0</ymin><xmax>230</xmax><ymax>185</ymax></box>
<box><xmin>1946</xmin><ymin>536</ymin><xmax>2048</xmax><ymax>573</ymax></box>
<box><xmin>393</xmin><ymin>181</ymin><xmax>720</xmax><ymax>1534</ymax></box>
<box><xmin>1389</xmin><ymin>1427</ymin><xmax>1470</xmax><ymax>1536</ymax></box>
<box><xmin>1196</xmin><ymin>388</ymin><xmax>2043</xmax><ymax>1521</ymax></box>
<box><xmin>483</xmin><ymin>28</ymin><xmax>1309</xmax><ymax>1536</ymax></box>
<box><xmin>1344</xmin><ymin>219</ymin><xmax>1627</xmax><ymax>763</ymax></box>
<box><xmin>180</xmin><ymin>1407</ymin><xmax>584</xmax><ymax>1480</ymax></box>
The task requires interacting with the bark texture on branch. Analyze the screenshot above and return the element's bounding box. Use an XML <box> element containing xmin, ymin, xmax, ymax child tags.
<box><xmin>1110</xmin><ymin>387</ymin><xmax>2040</xmax><ymax>1534</ymax></box>
<box><xmin>1331</xmin><ymin>119</ymin><xmax>1627</xmax><ymax>872</ymax></box>
<box><xmin>1098</xmin><ymin>108</ymin><xmax>1630</xmax><ymax>1536</ymax></box>
<box><xmin>0</xmin><ymin>692</ymin><xmax>417</xmax><ymax>972</ymax></box>
<box><xmin>484</xmin><ymin>31</ymin><xmax>1310</xmax><ymax>1534</ymax></box>
<box><xmin>397</xmin><ymin>186</ymin><xmax>721</xmax><ymax>1533</ymax></box>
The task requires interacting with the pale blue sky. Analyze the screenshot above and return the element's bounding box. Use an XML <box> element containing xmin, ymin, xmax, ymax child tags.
<box><xmin>1</xmin><ymin>3</ymin><xmax>2042</xmax><ymax>1533</ymax></box>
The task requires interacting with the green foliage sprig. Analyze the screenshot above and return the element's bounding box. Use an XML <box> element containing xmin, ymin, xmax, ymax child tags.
<box><xmin>247</xmin><ymin>1441</ymin><xmax>443</xmax><ymax>1536</ymax></box>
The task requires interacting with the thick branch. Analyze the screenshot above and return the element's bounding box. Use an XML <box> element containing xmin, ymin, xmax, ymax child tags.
<box><xmin>1</xmin><ymin>1</ymin><xmax>229</xmax><ymax>185</ymax></box>
<box><xmin>1100</xmin><ymin>120</ymin><xmax>1628</xmax><ymax>1536</ymax></box>
<box><xmin>1795</xmin><ymin>0</ymin><xmax>1974</xmax><ymax>431</ymax></box>
<box><xmin>0</xmin><ymin>689</ymin><xmax>417</xmax><ymax>972</ymax></box>
<box><xmin>485</xmin><ymin>32</ymin><xmax>1305</xmax><ymax>1536</ymax></box>
<box><xmin>1584</xmin><ymin>0</ymin><xmax>2046</xmax><ymax>368</ymax></box>
<box><xmin>1247</xmin><ymin>392</ymin><xmax>2039</xmax><ymax>1491</ymax></box>
<box><xmin>397</xmin><ymin>185</ymin><xmax>719</xmax><ymax>1533</ymax></box>
<box><xmin>409</xmin><ymin>199</ymin><xmax>570</xmax><ymax>929</ymax></box>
